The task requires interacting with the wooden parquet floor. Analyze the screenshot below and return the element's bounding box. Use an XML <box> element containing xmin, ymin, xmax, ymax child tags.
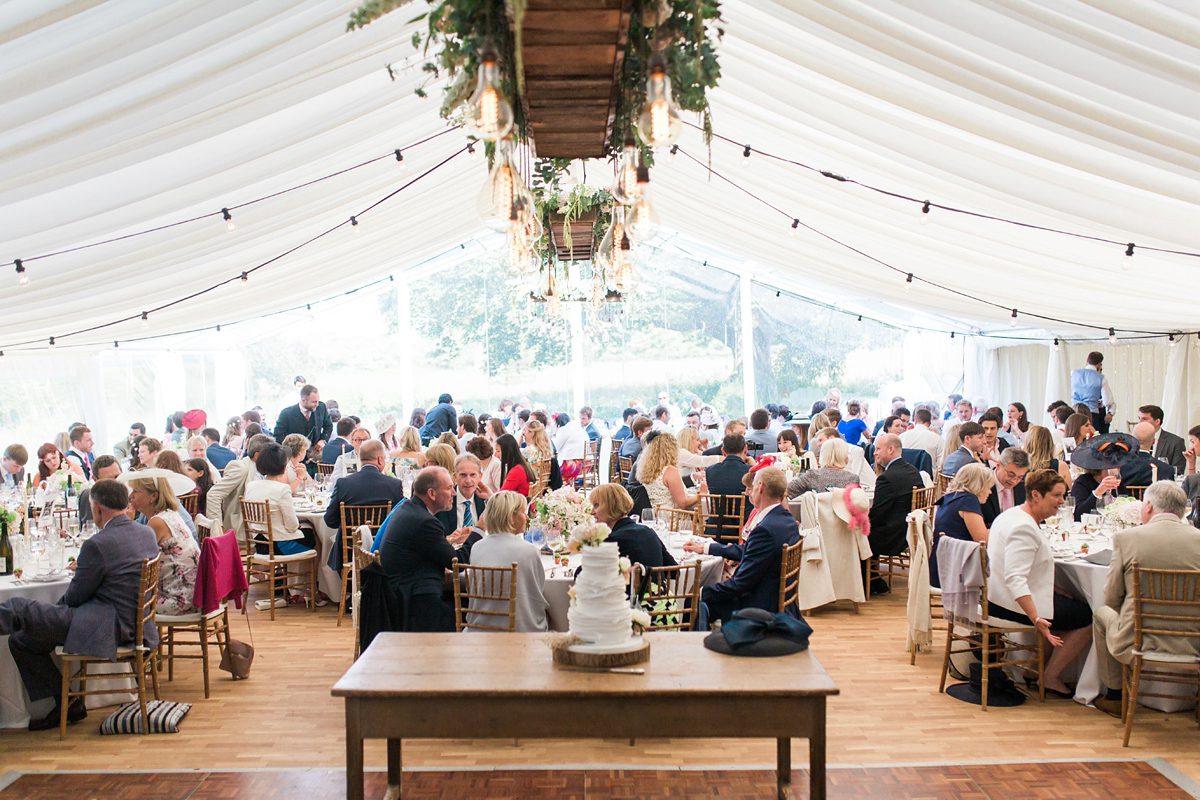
<box><xmin>0</xmin><ymin>762</ymin><xmax>1193</xmax><ymax>800</ymax></box>
<box><xmin>2</xmin><ymin>582</ymin><xmax>1199</xmax><ymax>789</ymax></box>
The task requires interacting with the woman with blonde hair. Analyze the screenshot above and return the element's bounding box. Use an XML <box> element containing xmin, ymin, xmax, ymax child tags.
<box><xmin>806</xmin><ymin>412</ymin><xmax>831</xmax><ymax>453</ymax></box>
<box><xmin>436</xmin><ymin>431</ymin><xmax>461</xmax><ymax>455</ymax></box>
<box><xmin>677</xmin><ymin>426</ymin><xmax>719</xmax><ymax>479</ymax></box>
<box><xmin>787</xmin><ymin>437</ymin><xmax>856</xmax><ymax>498</ymax></box>
<box><xmin>393</xmin><ymin>426</ymin><xmax>426</xmax><ymax>469</ymax></box>
<box><xmin>1023</xmin><ymin>425</ymin><xmax>1072</xmax><ymax>484</ymax></box>
<box><xmin>424</xmin><ymin>444</ymin><xmax>457</xmax><ymax>473</ymax></box>
<box><xmin>467</xmin><ymin>490</ymin><xmax>549</xmax><ymax>631</ymax></box>
<box><xmin>282</xmin><ymin>433</ymin><xmax>312</xmax><ymax>492</ymax></box>
<box><xmin>124</xmin><ymin>470</ymin><xmax>200</xmax><ymax>616</ymax></box>
<box><xmin>521</xmin><ymin>420</ymin><xmax>554</xmax><ymax>463</ymax></box>
<box><xmin>929</xmin><ymin>462</ymin><xmax>995</xmax><ymax>588</ymax></box>
<box><xmin>590</xmin><ymin>484</ymin><xmax>676</xmax><ymax>585</ymax></box>
<box><xmin>638</xmin><ymin>432</ymin><xmax>706</xmax><ymax>511</ymax></box>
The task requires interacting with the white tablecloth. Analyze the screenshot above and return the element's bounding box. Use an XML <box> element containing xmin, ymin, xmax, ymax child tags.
<box><xmin>0</xmin><ymin>559</ymin><xmax>135</xmax><ymax>729</ymax></box>
<box><xmin>296</xmin><ymin>508</ymin><xmax>342</xmax><ymax>600</ymax></box>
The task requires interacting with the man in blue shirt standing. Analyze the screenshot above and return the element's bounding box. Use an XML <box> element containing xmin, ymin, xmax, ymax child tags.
<box><xmin>1071</xmin><ymin>351</ymin><xmax>1115</xmax><ymax>434</ymax></box>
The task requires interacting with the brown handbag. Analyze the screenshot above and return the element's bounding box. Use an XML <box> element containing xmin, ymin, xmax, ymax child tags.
<box><xmin>218</xmin><ymin>591</ymin><xmax>254</xmax><ymax>679</ymax></box>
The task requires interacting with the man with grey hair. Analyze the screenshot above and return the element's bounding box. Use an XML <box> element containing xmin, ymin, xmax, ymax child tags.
<box><xmin>1091</xmin><ymin>481</ymin><xmax>1200</xmax><ymax>717</ymax></box>
<box><xmin>434</xmin><ymin>454</ymin><xmax>488</xmax><ymax>561</ymax></box>
<box><xmin>867</xmin><ymin>434</ymin><xmax>922</xmax><ymax>591</ymax></box>
<box><xmin>206</xmin><ymin>433</ymin><xmax>275</xmax><ymax>538</ymax></box>
<box><xmin>981</xmin><ymin>448</ymin><xmax>1031</xmax><ymax>527</ymax></box>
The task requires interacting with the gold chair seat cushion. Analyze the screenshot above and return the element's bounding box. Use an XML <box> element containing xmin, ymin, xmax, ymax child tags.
<box><xmin>156</xmin><ymin>606</ymin><xmax>227</xmax><ymax>624</ymax></box>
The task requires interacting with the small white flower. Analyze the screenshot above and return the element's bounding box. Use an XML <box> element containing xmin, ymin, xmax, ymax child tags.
<box><xmin>630</xmin><ymin>608</ymin><xmax>651</xmax><ymax>633</ymax></box>
<box><xmin>618</xmin><ymin>556</ymin><xmax>632</xmax><ymax>576</ymax></box>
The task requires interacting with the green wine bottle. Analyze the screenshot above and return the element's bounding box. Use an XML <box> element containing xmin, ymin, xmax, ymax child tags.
<box><xmin>0</xmin><ymin>516</ymin><xmax>13</xmax><ymax>576</ymax></box>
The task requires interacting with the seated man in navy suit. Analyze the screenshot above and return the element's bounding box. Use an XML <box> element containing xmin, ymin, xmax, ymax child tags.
<box><xmin>324</xmin><ymin>440</ymin><xmax>405</xmax><ymax>577</ymax></box>
<box><xmin>202</xmin><ymin>427</ymin><xmax>238</xmax><ymax>471</ymax></box>
<box><xmin>435</xmin><ymin>453</ymin><xmax>488</xmax><ymax>563</ymax></box>
<box><xmin>321</xmin><ymin>417</ymin><xmax>357</xmax><ymax>465</ymax></box>
<box><xmin>1119</xmin><ymin>421</ymin><xmax>1176</xmax><ymax>494</ymax></box>
<box><xmin>378</xmin><ymin>466</ymin><xmax>471</xmax><ymax>631</ymax></box>
<box><xmin>701</xmin><ymin>433</ymin><xmax>753</xmax><ymax>537</ymax></box>
<box><xmin>684</xmin><ymin>465</ymin><xmax>799</xmax><ymax>625</ymax></box>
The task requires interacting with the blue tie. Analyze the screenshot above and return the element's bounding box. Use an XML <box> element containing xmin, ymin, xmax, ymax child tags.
<box><xmin>463</xmin><ymin>500</ymin><xmax>473</xmax><ymax>528</ymax></box>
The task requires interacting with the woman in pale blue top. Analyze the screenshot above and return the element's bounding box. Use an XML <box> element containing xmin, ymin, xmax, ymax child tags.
<box><xmin>465</xmin><ymin>491</ymin><xmax>549</xmax><ymax>632</ymax></box>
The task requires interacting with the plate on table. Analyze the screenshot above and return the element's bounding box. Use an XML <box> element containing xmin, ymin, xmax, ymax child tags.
<box><xmin>32</xmin><ymin>569</ymin><xmax>68</xmax><ymax>582</ymax></box>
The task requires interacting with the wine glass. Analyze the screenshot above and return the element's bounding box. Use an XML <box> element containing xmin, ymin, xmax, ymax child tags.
<box><xmin>28</xmin><ymin>532</ymin><xmax>47</xmax><ymax>574</ymax></box>
<box><xmin>641</xmin><ymin>509</ymin><xmax>656</xmax><ymax>527</ymax></box>
<box><xmin>530</xmin><ymin>526</ymin><xmax>546</xmax><ymax>551</ymax></box>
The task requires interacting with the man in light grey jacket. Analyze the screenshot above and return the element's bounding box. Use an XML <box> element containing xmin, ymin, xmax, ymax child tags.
<box><xmin>0</xmin><ymin>480</ymin><xmax>159</xmax><ymax>731</ymax></box>
<box><xmin>205</xmin><ymin>433</ymin><xmax>274</xmax><ymax>539</ymax></box>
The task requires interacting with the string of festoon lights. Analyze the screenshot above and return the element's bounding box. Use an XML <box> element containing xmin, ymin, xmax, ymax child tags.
<box><xmin>671</xmin><ymin>146</ymin><xmax>1200</xmax><ymax>347</ymax></box>
<box><xmin>1</xmin><ymin>241</ymin><xmax>491</xmax><ymax>355</ymax></box>
<box><xmin>1</xmin><ymin>137</ymin><xmax>470</xmax><ymax>353</ymax></box>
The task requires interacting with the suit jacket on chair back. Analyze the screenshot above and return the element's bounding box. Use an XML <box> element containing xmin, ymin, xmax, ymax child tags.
<box><xmin>61</xmin><ymin>515</ymin><xmax>160</xmax><ymax>659</ymax></box>
<box><xmin>868</xmin><ymin>457</ymin><xmax>923</xmax><ymax>557</ymax></box>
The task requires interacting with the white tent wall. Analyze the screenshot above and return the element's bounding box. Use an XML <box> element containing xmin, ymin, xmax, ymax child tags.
<box><xmin>973</xmin><ymin>339</ymin><xmax>1200</xmax><ymax>435</ymax></box>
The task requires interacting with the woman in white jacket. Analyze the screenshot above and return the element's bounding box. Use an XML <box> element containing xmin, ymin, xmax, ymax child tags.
<box><xmin>986</xmin><ymin>469</ymin><xmax>1092</xmax><ymax>697</ymax></box>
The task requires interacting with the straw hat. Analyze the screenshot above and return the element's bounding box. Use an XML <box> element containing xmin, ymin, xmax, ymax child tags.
<box><xmin>118</xmin><ymin>467</ymin><xmax>195</xmax><ymax>497</ymax></box>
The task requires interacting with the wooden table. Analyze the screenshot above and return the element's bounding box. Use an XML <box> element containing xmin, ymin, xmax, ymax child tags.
<box><xmin>332</xmin><ymin>632</ymin><xmax>839</xmax><ymax>800</ymax></box>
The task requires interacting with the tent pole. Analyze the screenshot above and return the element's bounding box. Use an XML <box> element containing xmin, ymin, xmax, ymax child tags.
<box><xmin>740</xmin><ymin>268</ymin><xmax>755</xmax><ymax>417</ymax></box>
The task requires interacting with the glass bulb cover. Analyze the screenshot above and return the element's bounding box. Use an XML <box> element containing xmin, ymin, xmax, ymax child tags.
<box><xmin>463</xmin><ymin>58</ymin><xmax>514</xmax><ymax>141</ymax></box>
<box><xmin>478</xmin><ymin>145</ymin><xmax>521</xmax><ymax>233</ymax></box>
<box><xmin>611</xmin><ymin>146</ymin><xmax>642</xmax><ymax>206</ymax></box>
<box><xmin>627</xmin><ymin>194</ymin><xmax>660</xmax><ymax>242</ymax></box>
<box><xmin>635</xmin><ymin>69</ymin><xmax>682</xmax><ymax>148</ymax></box>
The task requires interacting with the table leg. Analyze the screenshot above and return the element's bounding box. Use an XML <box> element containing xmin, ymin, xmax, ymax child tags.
<box><xmin>809</xmin><ymin>699</ymin><xmax>827</xmax><ymax>800</ymax></box>
<box><xmin>777</xmin><ymin>737</ymin><xmax>792</xmax><ymax>800</ymax></box>
<box><xmin>388</xmin><ymin>738</ymin><xmax>402</xmax><ymax>797</ymax></box>
<box><xmin>345</xmin><ymin>700</ymin><xmax>364</xmax><ymax>800</ymax></box>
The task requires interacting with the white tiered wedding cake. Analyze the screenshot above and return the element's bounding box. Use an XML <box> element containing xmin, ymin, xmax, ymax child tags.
<box><xmin>568</xmin><ymin>542</ymin><xmax>635</xmax><ymax>648</ymax></box>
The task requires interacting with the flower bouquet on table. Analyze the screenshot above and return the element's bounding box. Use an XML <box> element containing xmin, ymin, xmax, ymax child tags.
<box><xmin>1102</xmin><ymin>496</ymin><xmax>1142</xmax><ymax>529</ymax></box>
<box><xmin>563</xmin><ymin>520</ymin><xmax>609</xmax><ymax>555</ymax></box>
<box><xmin>532</xmin><ymin>487</ymin><xmax>592</xmax><ymax>546</ymax></box>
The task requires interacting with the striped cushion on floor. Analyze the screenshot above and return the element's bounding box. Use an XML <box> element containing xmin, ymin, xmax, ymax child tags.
<box><xmin>99</xmin><ymin>700</ymin><xmax>192</xmax><ymax>734</ymax></box>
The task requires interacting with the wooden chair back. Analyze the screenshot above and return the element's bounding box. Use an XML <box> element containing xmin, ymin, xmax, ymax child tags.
<box><xmin>911</xmin><ymin>486</ymin><xmax>936</xmax><ymax>515</ymax></box>
<box><xmin>635</xmin><ymin>562</ymin><xmax>702</xmax><ymax>631</ymax></box>
<box><xmin>654</xmin><ymin>505</ymin><xmax>698</xmax><ymax>534</ymax></box>
<box><xmin>1126</xmin><ymin>486</ymin><xmax>1149</xmax><ymax>500</ymax></box>
<box><xmin>177</xmin><ymin>490</ymin><xmax>199</xmax><ymax>516</ymax></box>
<box><xmin>136</xmin><ymin>554</ymin><xmax>162</xmax><ymax>642</ymax></box>
<box><xmin>1131</xmin><ymin>563</ymin><xmax>1200</xmax><ymax>653</ymax></box>
<box><xmin>317</xmin><ymin>462</ymin><xmax>336</xmax><ymax>478</ymax></box>
<box><xmin>778</xmin><ymin>539</ymin><xmax>804</xmax><ymax>615</ymax></box>
<box><xmin>609</xmin><ymin>449</ymin><xmax>622</xmax><ymax>483</ymax></box>
<box><xmin>451</xmin><ymin>559</ymin><xmax>518</xmax><ymax>632</ymax></box>
<box><xmin>580</xmin><ymin>439</ymin><xmax>600</xmax><ymax>490</ymax></box>
<box><xmin>339</xmin><ymin>503</ymin><xmax>392</xmax><ymax>566</ymax></box>
<box><xmin>531</xmin><ymin>460</ymin><xmax>552</xmax><ymax>500</ymax></box>
<box><xmin>698</xmin><ymin>493</ymin><xmax>746</xmax><ymax>545</ymax></box>
<box><xmin>239</xmin><ymin>499</ymin><xmax>272</xmax><ymax>556</ymax></box>
<box><xmin>618</xmin><ymin>455</ymin><xmax>633</xmax><ymax>482</ymax></box>
<box><xmin>934</xmin><ymin>471</ymin><xmax>952</xmax><ymax>499</ymax></box>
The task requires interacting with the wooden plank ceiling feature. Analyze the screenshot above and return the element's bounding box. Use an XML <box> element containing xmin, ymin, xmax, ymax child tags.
<box><xmin>516</xmin><ymin>0</ymin><xmax>633</xmax><ymax>159</ymax></box>
<box><xmin>548</xmin><ymin>209</ymin><xmax>599</xmax><ymax>260</ymax></box>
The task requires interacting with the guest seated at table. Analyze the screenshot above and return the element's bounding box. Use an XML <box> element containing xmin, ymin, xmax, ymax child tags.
<box><xmin>775</xmin><ymin>429</ymin><xmax>801</xmax><ymax>460</ymax></box>
<box><xmin>186</xmin><ymin>435</ymin><xmax>207</xmax><ymax>463</ymax></box>
<box><xmin>805</xmin><ymin>413</ymin><xmax>831</xmax><ymax>453</ymax></box>
<box><xmin>521</xmin><ymin>419</ymin><xmax>553</xmax><ymax>464</ymax></box>
<box><xmin>638</xmin><ymin>432</ymin><xmax>706</xmax><ymax>512</ymax></box>
<box><xmin>836</xmin><ymin>400</ymin><xmax>870</xmax><ymax>447</ymax></box>
<box><xmin>0</xmin><ymin>479</ymin><xmax>159</xmax><ymax>731</ymax></box>
<box><xmin>619</xmin><ymin>415</ymin><xmax>654</xmax><ymax>460</ymax></box>
<box><xmin>418</xmin><ymin>394</ymin><xmax>457</xmax><ymax>445</ymax></box>
<box><xmin>1071</xmin><ymin>467</ymin><xmax>1120</xmax><ymax>522</ymax></box>
<box><xmin>929</xmin><ymin>463</ymin><xmax>994</xmax><ymax>589</ymax></box>
<box><xmin>154</xmin><ymin>449</ymin><xmax>186</xmax><ymax>476</ymax></box>
<box><xmin>435</xmin><ymin>454</ymin><xmax>488</xmax><ymax>562</ymax></box>
<box><xmin>745</xmin><ymin>408</ymin><xmax>779</xmax><ymax>454</ymax></box>
<box><xmin>1023</xmin><ymin>425</ymin><xmax>1072</xmax><ymax>485</ymax></box>
<box><xmin>591</xmin><ymin>483</ymin><xmax>676</xmax><ymax>588</ymax></box>
<box><xmin>378</xmin><ymin>466</ymin><xmax>471</xmax><ymax>631</ymax></box>
<box><xmin>466</xmin><ymin>436</ymin><xmax>501</xmax><ymax>497</ymax></box>
<box><xmin>323</xmin><ymin>440</ymin><xmax>404</xmax><ymax>530</ymax></box>
<box><xmin>183</xmin><ymin>458</ymin><xmax>216</xmax><ymax>515</ymax></box>
<box><xmin>332</xmin><ymin>427</ymin><xmax>372</xmax><ymax>479</ymax></box>
<box><xmin>125</xmin><ymin>470</ymin><xmax>200</xmax><ymax>616</ymax></box>
<box><xmin>34</xmin><ymin>442</ymin><xmax>67</xmax><ymax>489</ymax></box>
<box><xmin>78</xmin><ymin>455</ymin><xmax>122</xmax><ymax>526</ymax></box>
<box><xmin>392</xmin><ymin>425</ymin><xmax>427</xmax><ymax>470</ymax></box>
<box><xmin>980</xmin><ymin>448</ymin><xmax>1029</xmax><ymax>527</ymax></box>
<box><xmin>703</xmin><ymin>434</ymin><xmax>753</xmax><ymax>533</ymax></box>
<box><xmin>424</xmin><ymin>443</ymin><xmax>456</xmax><ymax>474</ymax></box>
<box><xmin>243</xmin><ymin>442</ymin><xmax>315</xmax><ymax>559</ymax></box>
<box><xmin>787</xmin><ymin>438</ymin><xmax>856</xmax><ymax>498</ymax></box>
<box><xmin>685</xmin><ymin>466</ymin><xmax>799</xmax><ymax>624</ymax></box>
<box><xmin>484</xmin><ymin>417</ymin><xmax>507</xmax><ymax>444</ymax></box>
<box><xmin>496</xmin><ymin>434</ymin><xmax>535</xmax><ymax>497</ymax></box>
<box><xmin>1118</xmin><ymin>421</ymin><xmax>1175</xmax><ymax>494</ymax></box>
<box><xmin>941</xmin><ymin>422</ymin><xmax>985</xmax><ymax>477</ymax></box>
<box><xmin>201</xmin><ymin>427</ymin><xmax>237</xmax><ymax>472</ymax></box>
<box><xmin>1090</xmin><ymin>481</ymin><xmax>1200</xmax><ymax>716</ymax></box>
<box><xmin>677</xmin><ymin>426</ymin><xmax>720</xmax><ymax>480</ymax></box>
<box><xmin>282</xmin><ymin>433</ymin><xmax>313</xmax><ymax>492</ymax></box>
<box><xmin>409</xmin><ymin>408</ymin><xmax>426</xmax><ymax>430</ymax></box>
<box><xmin>1063</xmin><ymin>412</ymin><xmax>1095</xmax><ymax>448</ymax></box>
<box><xmin>867</xmin><ymin>435</ymin><xmax>923</xmax><ymax>591</ymax></box>
<box><xmin>322</xmin><ymin>418</ymin><xmax>355</xmax><ymax>466</ymax></box>
<box><xmin>552</xmin><ymin>412</ymin><xmax>589</xmax><ymax>485</ymax></box>
<box><xmin>467</xmin><ymin>490</ymin><xmax>549</xmax><ymax>632</ymax></box>
<box><xmin>223</xmin><ymin>416</ymin><xmax>245</xmax><ymax>458</ymax></box>
<box><xmin>137</xmin><ymin>437</ymin><xmax>163</xmax><ymax>469</ymax></box>
<box><xmin>988</xmin><ymin>469</ymin><xmax>1092</xmax><ymax>697</ymax></box>
<box><xmin>377</xmin><ymin>412</ymin><xmax>400</xmax><ymax>454</ymax></box>
<box><xmin>611</xmin><ymin>407</ymin><xmax>638</xmax><ymax>444</ymax></box>
<box><xmin>436</xmin><ymin>431</ymin><xmax>461</xmax><ymax>455</ymax></box>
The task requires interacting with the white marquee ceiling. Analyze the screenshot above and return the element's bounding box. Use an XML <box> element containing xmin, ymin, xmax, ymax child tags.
<box><xmin>2</xmin><ymin>0</ymin><xmax>1199</xmax><ymax>352</ymax></box>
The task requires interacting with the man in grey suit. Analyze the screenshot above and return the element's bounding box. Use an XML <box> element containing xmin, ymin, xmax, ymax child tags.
<box><xmin>205</xmin><ymin>433</ymin><xmax>274</xmax><ymax>539</ymax></box>
<box><xmin>940</xmin><ymin>422</ymin><xmax>986</xmax><ymax>477</ymax></box>
<box><xmin>1091</xmin><ymin>481</ymin><xmax>1200</xmax><ymax>717</ymax></box>
<box><xmin>0</xmin><ymin>480</ymin><xmax>159</xmax><ymax>731</ymax></box>
<box><xmin>1137</xmin><ymin>404</ymin><xmax>1187</xmax><ymax>474</ymax></box>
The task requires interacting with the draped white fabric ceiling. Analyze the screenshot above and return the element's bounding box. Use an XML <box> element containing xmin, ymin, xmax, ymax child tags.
<box><xmin>2</xmin><ymin>0</ymin><xmax>1199</xmax><ymax>352</ymax></box>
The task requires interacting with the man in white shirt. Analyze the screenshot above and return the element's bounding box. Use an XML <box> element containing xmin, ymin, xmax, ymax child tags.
<box><xmin>656</xmin><ymin>392</ymin><xmax>683</xmax><ymax>432</ymax></box>
<box><xmin>552</xmin><ymin>413</ymin><xmax>589</xmax><ymax>463</ymax></box>
<box><xmin>941</xmin><ymin>399</ymin><xmax>976</xmax><ymax>443</ymax></box>
<box><xmin>650</xmin><ymin>405</ymin><xmax>673</xmax><ymax>433</ymax></box>
<box><xmin>900</xmin><ymin>407</ymin><xmax>944</xmax><ymax>472</ymax></box>
<box><xmin>1</xmin><ymin>444</ymin><xmax>27</xmax><ymax>490</ymax></box>
<box><xmin>456</xmin><ymin>414</ymin><xmax>478</xmax><ymax>450</ymax></box>
<box><xmin>435</xmin><ymin>454</ymin><xmax>489</xmax><ymax>562</ymax></box>
<box><xmin>1070</xmin><ymin>351</ymin><xmax>1116</xmax><ymax>434</ymax></box>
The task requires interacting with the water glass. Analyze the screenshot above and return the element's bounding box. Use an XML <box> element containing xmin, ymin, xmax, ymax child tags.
<box><xmin>641</xmin><ymin>509</ymin><xmax>656</xmax><ymax>527</ymax></box>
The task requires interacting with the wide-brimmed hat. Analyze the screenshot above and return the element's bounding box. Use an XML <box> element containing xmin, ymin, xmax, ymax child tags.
<box><xmin>1069</xmin><ymin>432</ymin><xmax>1140</xmax><ymax>471</ymax></box>
<box><xmin>945</xmin><ymin>661</ymin><xmax>1026</xmax><ymax>707</ymax></box>
<box><xmin>703</xmin><ymin>608</ymin><xmax>812</xmax><ymax>657</ymax></box>
<box><xmin>830</xmin><ymin>484</ymin><xmax>870</xmax><ymax>525</ymax></box>
<box><xmin>181</xmin><ymin>409</ymin><xmax>206</xmax><ymax>429</ymax></box>
<box><xmin>376</xmin><ymin>411</ymin><xmax>398</xmax><ymax>434</ymax></box>
<box><xmin>786</xmin><ymin>413</ymin><xmax>811</xmax><ymax>426</ymax></box>
<box><xmin>118</xmin><ymin>467</ymin><xmax>195</xmax><ymax>497</ymax></box>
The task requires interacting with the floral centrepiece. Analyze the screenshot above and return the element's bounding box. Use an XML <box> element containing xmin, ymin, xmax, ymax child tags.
<box><xmin>564</xmin><ymin>520</ymin><xmax>609</xmax><ymax>556</ymax></box>
<box><xmin>1102</xmin><ymin>496</ymin><xmax>1142</xmax><ymax>528</ymax></box>
<box><xmin>533</xmin><ymin>487</ymin><xmax>593</xmax><ymax>542</ymax></box>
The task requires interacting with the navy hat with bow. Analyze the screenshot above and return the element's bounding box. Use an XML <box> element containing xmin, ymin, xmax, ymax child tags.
<box><xmin>703</xmin><ymin>608</ymin><xmax>813</xmax><ymax>657</ymax></box>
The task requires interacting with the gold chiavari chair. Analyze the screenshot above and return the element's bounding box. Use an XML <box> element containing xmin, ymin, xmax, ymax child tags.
<box><xmin>697</xmin><ymin>493</ymin><xmax>746</xmax><ymax>545</ymax></box>
<box><xmin>451</xmin><ymin>559</ymin><xmax>518</xmax><ymax>632</ymax></box>
<box><xmin>337</xmin><ymin>504</ymin><xmax>393</xmax><ymax>627</ymax></box>
<box><xmin>240</xmin><ymin>499</ymin><xmax>317</xmax><ymax>621</ymax></box>
<box><xmin>654</xmin><ymin>505</ymin><xmax>699</xmax><ymax>534</ymax></box>
<box><xmin>633</xmin><ymin>562</ymin><xmax>703</xmax><ymax>631</ymax></box>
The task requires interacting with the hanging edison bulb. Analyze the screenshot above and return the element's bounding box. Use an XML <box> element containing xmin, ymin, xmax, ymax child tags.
<box><xmin>590</xmin><ymin>269</ymin><xmax>605</xmax><ymax>310</ymax></box>
<box><xmin>635</xmin><ymin>54</ymin><xmax>682</xmax><ymax>148</ymax></box>
<box><xmin>478</xmin><ymin>141</ymin><xmax>520</xmax><ymax>232</ymax></box>
<box><xmin>627</xmin><ymin>188</ymin><xmax>660</xmax><ymax>242</ymax></box>
<box><xmin>594</xmin><ymin>206</ymin><xmax>624</xmax><ymax>278</ymax></box>
<box><xmin>611</xmin><ymin>137</ymin><xmax>641</xmax><ymax>206</ymax></box>
<box><xmin>463</xmin><ymin>45</ymin><xmax>514</xmax><ymax>141</ymax></box>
